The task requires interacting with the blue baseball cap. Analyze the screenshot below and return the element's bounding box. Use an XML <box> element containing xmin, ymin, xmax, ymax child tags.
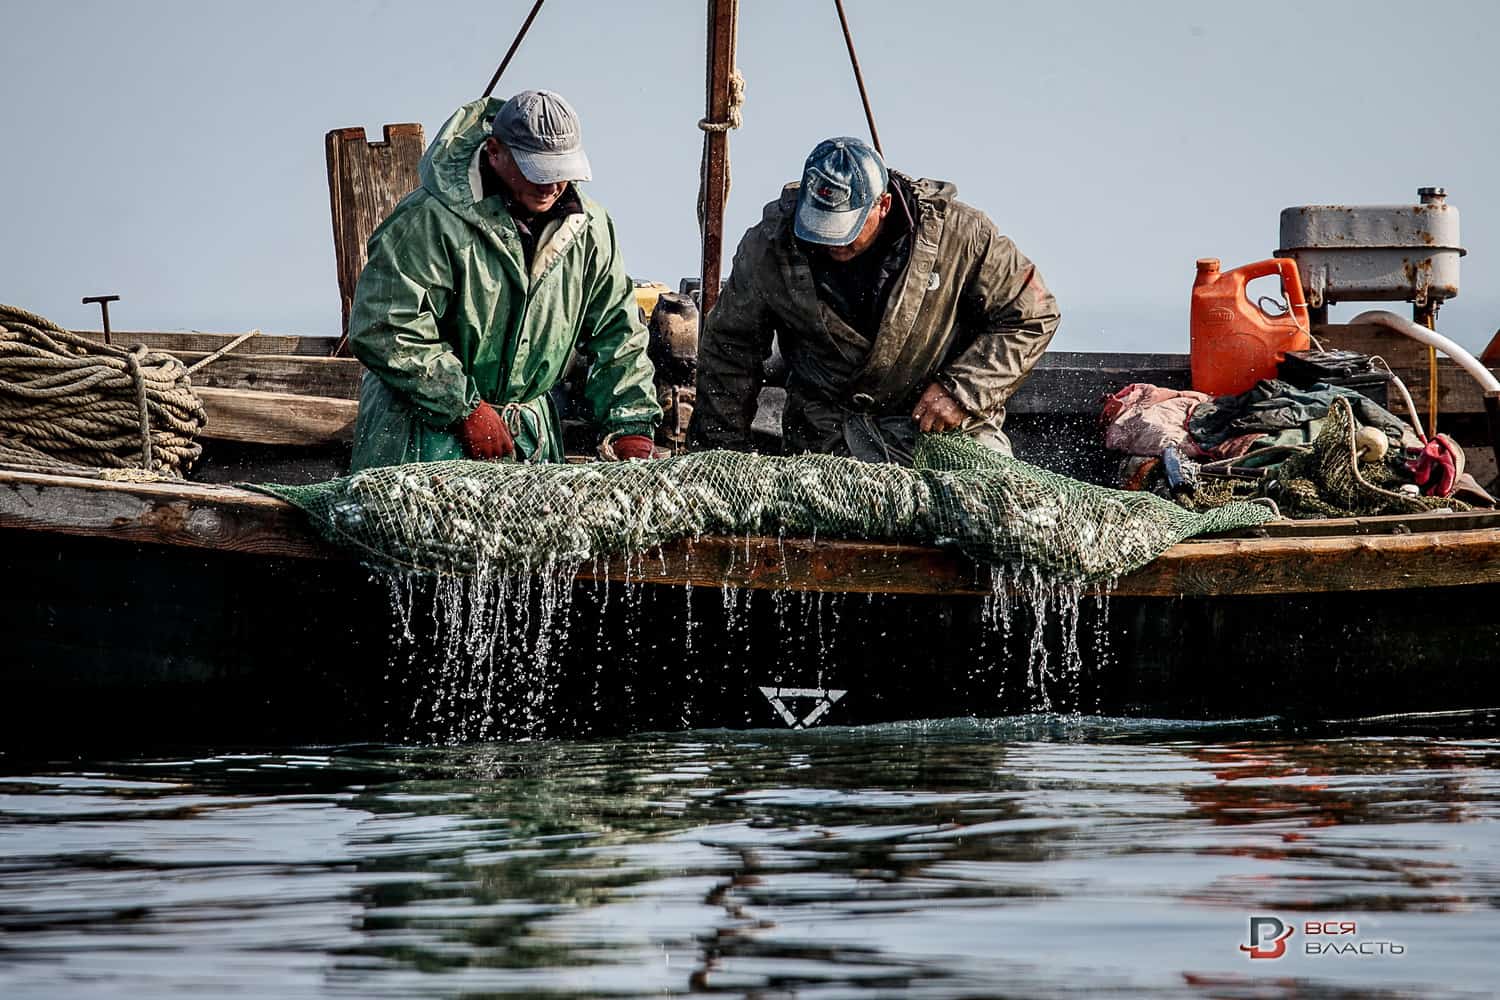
<box><xmin>794</xmin><ymin>137</ymin><xmax>889</xmax><ymax>246</ymax></box>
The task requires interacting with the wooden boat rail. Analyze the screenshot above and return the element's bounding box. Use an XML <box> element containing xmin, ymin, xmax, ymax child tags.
<box><xmin>3</xmin><ymin>466</ymin><xmax>1497</xmax><ymax>599</ymax></box>
<box><xmin>7</xmin><ymin>330</ymin><xmax>1491</xmax><ymax>600</ymax></box>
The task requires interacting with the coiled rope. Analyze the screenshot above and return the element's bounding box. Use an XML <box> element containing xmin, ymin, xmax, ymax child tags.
<box><xmin>0</xmin><ymin>304</ymin><xmax>207</xmax><ymax>477</ymax></box>
<box><xmin>697</xmin><ymin>68</ymin><xmax>745</xmax><ymax>134</ymax></box>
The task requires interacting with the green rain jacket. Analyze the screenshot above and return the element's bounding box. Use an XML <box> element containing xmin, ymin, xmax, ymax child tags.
<box><xmin>348</xmin><ymin>97</ymin><xmax>660</xmax><ymax>470</ymax></box>
<box><xmin>691</xmin><ymin>174</ymin><xmax>1059</xmax><ymax>462</ymax></box>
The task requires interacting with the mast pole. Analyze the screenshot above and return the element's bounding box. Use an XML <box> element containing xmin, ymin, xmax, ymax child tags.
<box><xmin>698</xmin><ymin>0</ymin><xmax>738</xmax><ymax>316</ymax></box>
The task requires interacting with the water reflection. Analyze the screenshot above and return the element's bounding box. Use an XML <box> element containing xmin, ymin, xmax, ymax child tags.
<box><xmin>0</xmin><ymin>717</ymin><xmax>1497</xmax><ymax>998</ymax></box>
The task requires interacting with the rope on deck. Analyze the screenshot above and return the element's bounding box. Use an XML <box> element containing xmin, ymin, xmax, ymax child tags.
<box><xmin>0</xmin><ymin>304</ymin><xmax>207</xmax><ymax>477</ymax></box>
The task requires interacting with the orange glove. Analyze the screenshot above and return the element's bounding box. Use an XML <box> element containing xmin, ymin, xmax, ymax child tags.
<box><xmin>609</xmin><ymin>434</ymin><xmax>655</xmax><ymax>461</ymax></box>
<box><xmin>457</xmin><ymin>401</ymin><xmax>515</xmax><ymax>461</ymax></box>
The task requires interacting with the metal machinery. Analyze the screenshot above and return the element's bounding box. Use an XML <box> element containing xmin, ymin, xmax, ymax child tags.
<box><xmin>1277</xmin><ymin>187</ymin><xmax>1464</xmax><ymax>327</ymax></box>
<box><xmin>1280</xmin><ymin>188</ymin><xmax>1500</xmax><ymax>480</ymax></box>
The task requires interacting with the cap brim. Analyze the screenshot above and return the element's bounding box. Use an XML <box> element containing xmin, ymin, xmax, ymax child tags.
<box><xmin>794</xmin><ymin>197</ymin><xmax>871</xmax><ymax>246</ymax></box>
<box><xmin>510</xmin><ymin>146</ymin><xmax>592</xmax><ymax>184</ymax></box>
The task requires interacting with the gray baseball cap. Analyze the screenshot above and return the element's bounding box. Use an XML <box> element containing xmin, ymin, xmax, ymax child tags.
<box><xmin>491</xmin><ymin>90</ymin><xmax>592</xmax><ymax>184</ymax></box>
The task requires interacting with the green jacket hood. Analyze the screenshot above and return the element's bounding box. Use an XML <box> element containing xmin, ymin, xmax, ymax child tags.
<box><xmin>419</xmin><ymin>97</ymin><xmax>500</xmax><ymax>229</ymax></box>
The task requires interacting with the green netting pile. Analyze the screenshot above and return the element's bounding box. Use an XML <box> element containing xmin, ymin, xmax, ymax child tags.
<box><xmin>1274</xmin><ymin>396</ymin><xmax>1471</xmax><ymax>519</ymax></box>
<box><xmin>1181</xmin><ymin>397</ymin><xmax>1472</xmax><ymax>518</ymax></box>
<box><xmin>258</xmin><ymin>432</ymin><xmax>1273</xmax><ymax>583</ymax></box>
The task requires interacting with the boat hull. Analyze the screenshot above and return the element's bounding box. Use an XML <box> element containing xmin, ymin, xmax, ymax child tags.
<box><xmin>6</xmin><ymin>527</ymin><xmax>1498</xmax><ymax>748</ymax></box>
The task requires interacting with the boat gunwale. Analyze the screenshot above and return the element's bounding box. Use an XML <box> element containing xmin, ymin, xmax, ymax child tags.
<box><xmin>3</xmin><ymin>465</ymin><xmax>1498</xmax><ymax>599</ymax></box>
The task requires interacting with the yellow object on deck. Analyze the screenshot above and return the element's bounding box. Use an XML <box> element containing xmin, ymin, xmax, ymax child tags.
<box><xmin>632</xmin><ymin>281</ymin><xmax>671</xmax><ymax>323</ymax></box>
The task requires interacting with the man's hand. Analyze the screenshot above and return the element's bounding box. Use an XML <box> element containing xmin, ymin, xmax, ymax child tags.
<box><xmin>458</xmin><ymin>401</ymin><xmax>515</xmax><ymax>460</ymax></box>
<box><xmin>911</xmin><ymin>382</ymin><xmax>969</xmax><ymax>433</ymax></box>
<box><xmin>607</xmin><ymin>434</ymin><xmax>656</xmax><ymax>461</ymax></box>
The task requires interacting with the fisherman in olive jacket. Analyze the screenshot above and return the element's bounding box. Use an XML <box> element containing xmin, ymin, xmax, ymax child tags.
<box><xmin>348</xmin><ymin>91</ymin><xmax>661</xmax><ymax>470</ymax></box>
<box><xmin>691</xmin><ymin>137</ymin><xmax>1059</xmax><ymax>463</ymax></box>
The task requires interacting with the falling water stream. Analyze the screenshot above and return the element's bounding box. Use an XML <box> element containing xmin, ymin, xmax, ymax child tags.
<box><xmin>378</xmin><ymin>558</ymin><xmax>1114</xmax><ymax>743</ymax></box>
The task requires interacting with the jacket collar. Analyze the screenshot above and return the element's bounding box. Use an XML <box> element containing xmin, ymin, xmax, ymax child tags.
<box><xmin>852</xmin><ymin>175</ymin><xmax>946</xmax><ymax>401</ymax></box>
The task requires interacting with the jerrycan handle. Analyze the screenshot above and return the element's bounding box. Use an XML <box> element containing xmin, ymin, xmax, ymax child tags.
<box><xmin>1238</xmin><ymin>258</ymin><xmax>1310</xmax><ymax>328</ymax></box>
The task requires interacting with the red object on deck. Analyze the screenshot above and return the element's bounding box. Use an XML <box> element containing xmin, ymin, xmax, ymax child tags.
<box><xmin>1480</xmin><ymin>330</ymin><xmax>1500</xmax><ymax>365</ymax></box>
<box><xmin>1190</xmin><ymin>257</ymin><xmax>1311</xmax><ymax>397</ymax></box>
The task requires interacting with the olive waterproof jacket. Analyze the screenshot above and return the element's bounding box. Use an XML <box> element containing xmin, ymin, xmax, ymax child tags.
<box><xmin>691</xmin><ymin>175</ymin><xmax>1060</xmax><ymax>462</ymax></box>
<box><xmin>348</xmin><ymin>97</ymin><xmax>660</xmax><ymax>470</ymax></box>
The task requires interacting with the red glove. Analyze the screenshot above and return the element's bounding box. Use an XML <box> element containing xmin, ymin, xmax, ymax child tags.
<box><xmin>1406</xmin><ymin>433</ymin><xmax>1463</xmax><ymax>497</ymax></box>
<box><xmin>457</xmin><ymin>401</ymin><xmax>515</xmax><ymax>461</ymax></box>
<box><xmin>609</xmin><ymin>434</ymin><xmax>656</xmax><ymax>461</ymax></box>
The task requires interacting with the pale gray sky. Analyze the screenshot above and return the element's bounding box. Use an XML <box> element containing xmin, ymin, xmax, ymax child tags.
<box><xmin>3</xmin><ymin>0</ymin><xmax>1497</xmax><ymax>352</ymax></box>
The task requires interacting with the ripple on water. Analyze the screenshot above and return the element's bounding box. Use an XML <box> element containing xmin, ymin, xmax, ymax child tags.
<box><xmin>0</xmin><ymin>719</ymin><xmax>1498</xmax><ymax>998</ymax></box>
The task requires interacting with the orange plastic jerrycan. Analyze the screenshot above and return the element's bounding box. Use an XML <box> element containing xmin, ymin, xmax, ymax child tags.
<box><xmin>1190</xmin><ymin>257</ymin><xmax>1310</xmax><ymax>397</ymax></box>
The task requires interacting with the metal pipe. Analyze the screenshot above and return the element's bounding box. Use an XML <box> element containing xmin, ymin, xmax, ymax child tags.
<box><xmin>482</xmin><ymin>0</ymin><xmax>547</xmax><ymax>99</ymax></box>
<box><xmin>833</xmin><ymin>0</ymin><xmax>883</xmax><ymax>156</ymax></box>
<box><xmin>82</xmin><ymin>295</ymin><xmax>119</xmax><ymax>346</ymax></box>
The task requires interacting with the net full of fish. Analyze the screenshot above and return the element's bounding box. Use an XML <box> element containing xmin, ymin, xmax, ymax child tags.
<box><xmin>258</xmin><ymin>432</ymin><xmax>1272</xmax><ymax>583</ymax></box>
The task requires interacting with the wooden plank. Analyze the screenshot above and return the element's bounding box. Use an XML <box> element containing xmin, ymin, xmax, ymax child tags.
<box><xmin>176</xmin><ymin>352</ymin><xmax>363</xmax><ymax>398</ymax></box>
<box><xmin>1113</xmin><ymin>529</ymin><xmax>1500</xmax><ymax>596</ymax></box>
<box><xmin>1315</xmin><ymin>323</ymin><xmax>1429</xmax><ymax>367</ymax></box>
<box><xmin>1037</xmin><ymin>351</ymin><xmax>1190</xmax><ymax>371</ymax></box>
<box><xmin>697</xmin><ymin>0</ymin><xmax>737</xmax><ymax>316</ymax></box>
<box><xmin>326</xmin><ymin>124</ymin><xmax>425</xmax><ymax>344</ymax></box>
<box><xmin>584</xmin><ymin>528</ymin><xmax>1500</xmax><ymax>596</ymax></box>
<box><xmin>1246</xmin><ymin>509</ymin><xmax>1500</xmax><ymax>538</ymax></box>
<box><xmin>1009</xmin><ymin>362</ymin><xmax>1190</xmax><ymax>415</ymax></box>
<box><xmin>196</xmin><ymin>387</ymin><xmax>357</xmax><ymax>445</ymax></box>
<box><xmin>0</xmin><ymin>471</ymin><xmax>333</xmax><ymax>560</ymax></box>
<box><xmin>73</xmin><ymin>329</ymin><xmax>337</xmax><ymax>356</ymax></box>
<box><xmin>3</xmin><ymin>469</ymin><xmax>1498</xmax><ymax>597</ymax></box>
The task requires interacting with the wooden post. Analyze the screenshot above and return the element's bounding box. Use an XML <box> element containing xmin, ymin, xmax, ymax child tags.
<box><xmin>325</xmin><ymin>124</ymin><xmax>425</xmax><ymax>355</ymax></box>
<box><xmin>698</xmin><ymin>0</ymin><xmax>738</xmax><ymax>317</ymax></box>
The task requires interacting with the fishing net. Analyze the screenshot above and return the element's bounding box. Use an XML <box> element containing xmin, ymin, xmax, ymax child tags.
<box><xmin>1179</xmin><ymin>397</ymin><xmax>1470</xmax><ymax>518</ymax></box>
<box><xmin>259</xmin><ymin>433</ymin><xmax>1271</xmax><ymax>583</ymax></box>
<box><xmin>1273</xmin><ymin>396</ymin><xmax>1470</xmax><ymax>518</ymax></box>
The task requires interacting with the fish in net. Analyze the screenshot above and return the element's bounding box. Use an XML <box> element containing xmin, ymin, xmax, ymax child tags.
<box><xmin>257</xmin><ymin>432</ymin><xmax>1273</xmax><ymax>583</ymax></box>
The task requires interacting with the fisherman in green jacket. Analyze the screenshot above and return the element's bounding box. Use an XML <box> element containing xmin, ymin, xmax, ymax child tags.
<box><xmin>348</xmin><ymin>90</ymin><xmax>661</xmax><ymax>470</ymax></box>
<box><xmin>691</xmin><ymin>137</ymin><xmax>1059</xmax><ymax>464</ymax></box>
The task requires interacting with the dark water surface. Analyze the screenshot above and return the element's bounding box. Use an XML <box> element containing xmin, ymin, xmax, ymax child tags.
<box><xmin>2</xmin><ymin>714</ymin><xmax>1498</xmax><ymax>999</ymax></box>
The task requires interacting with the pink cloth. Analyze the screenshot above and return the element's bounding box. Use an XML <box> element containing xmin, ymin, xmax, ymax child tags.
<box><xmin>1101</xmin><ymin>383</ymin><xmax>1211</xmax><ymax>457</ymax></box>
